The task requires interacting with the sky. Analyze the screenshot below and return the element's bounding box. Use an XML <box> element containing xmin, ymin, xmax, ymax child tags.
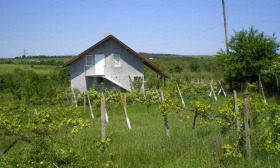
<box><xmin>0</xmin><ymin>0</ymin><xmax>280</xmax><ymax>58</ymax></box>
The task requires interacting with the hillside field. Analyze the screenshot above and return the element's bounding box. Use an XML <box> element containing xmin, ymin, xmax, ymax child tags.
<box><xmin>0</xmin><ymin>64</ymin><xmax>55</xmax><ymax>74</ymax></box>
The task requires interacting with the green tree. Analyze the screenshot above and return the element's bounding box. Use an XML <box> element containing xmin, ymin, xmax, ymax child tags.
<box><xmin>216</xmin><ymin>27</ymin><xmax>279</xmax><ymax>90</ymax></box>
<box><xmin>190</xmin><ymin>61</ymin><xmax>200</xmax><ymax>72</ymax></box>
<box><xmin>262</xmin><ymin>57</ymin><xmax>280</xmax><ymax>94</ymax></box>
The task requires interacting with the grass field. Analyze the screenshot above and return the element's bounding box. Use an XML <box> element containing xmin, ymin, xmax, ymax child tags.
<box><xmin>0</xmin><ymin>56</ymin><xmax>72</xmax><ymax>63</ymax></box>
<box><xmin>0</xmin><ymin>64</ymin><xmax>55</xmax><ymax>74</ymax></box>
<box><xmin>12</xmin><ymin>57</ymin><xmax>72</xmax><ymax>63</ymax></box>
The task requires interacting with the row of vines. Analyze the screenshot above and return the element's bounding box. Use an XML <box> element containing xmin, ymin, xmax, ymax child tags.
<box><xmin>0</xmin><ymin>81</ymin><xmax>279</xmax><ymax>166</ymax></box>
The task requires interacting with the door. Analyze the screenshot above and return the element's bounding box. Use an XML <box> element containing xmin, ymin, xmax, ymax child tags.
<box><xmin>95</xmin><ymin>54</ymin><xmax>105</xmax><ymax>75</ymax></box>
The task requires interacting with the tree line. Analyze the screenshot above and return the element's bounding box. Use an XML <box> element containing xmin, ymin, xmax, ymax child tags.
<box><xmin>216</xmin><ymin>26</ymin><xmax>280</xmax><ymax>95</ymax></box>
<box><xmin>0</xmin><ymin>27</ymin><xmax>279</xmax><ymax>97</ymax></box>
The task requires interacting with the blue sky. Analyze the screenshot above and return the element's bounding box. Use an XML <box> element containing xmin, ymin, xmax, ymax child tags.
<box><xmin>1</xmin><ymin>0</ymin><xmax>280</xmax><ymax>58</ymax></box>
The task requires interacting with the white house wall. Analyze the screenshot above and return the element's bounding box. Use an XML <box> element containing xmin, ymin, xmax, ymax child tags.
<box><xmin>70</xmin><ymin>39</ymin><xmax>144</xmax><ymax>92</ymax></box>
<box><xmin>104</xmin><ymin>40</ymin><xmax>144</xmax><ymax>90</ymax></box>
<box><xmin>70</xmin><ymin>56</ymin><xmax>87</xmax><ymax>91</ymax></box>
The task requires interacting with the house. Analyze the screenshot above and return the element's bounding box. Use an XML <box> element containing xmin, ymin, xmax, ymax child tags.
<box><xmin>62</xmin><ymin>34</ymin><xmax>169</xmax><ymax>92</ymax></box>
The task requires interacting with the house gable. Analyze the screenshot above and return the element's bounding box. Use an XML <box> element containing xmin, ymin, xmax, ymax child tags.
<box><xmin>63</xmin><ymin>35</ymin><xmax>169</xmax><ymax>78</ymax></box>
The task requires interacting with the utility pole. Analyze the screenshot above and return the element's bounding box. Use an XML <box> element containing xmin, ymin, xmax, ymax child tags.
<box><xmin>222</xmin><ymin>0</ymin><xmax>229</xmax><ymax>53</ymax></box>
<box><xmin>23</xmin><ymin>48</ymin><xmax>27</xmax><ymax>58</ymax></box>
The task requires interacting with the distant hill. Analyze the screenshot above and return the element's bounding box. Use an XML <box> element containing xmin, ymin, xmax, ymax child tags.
<box><xmin>14</xmin><ymin>55</ymin><xmax>75</xmax><ymax>59</ymax></box>
<box><xmin>0</xmin><ymin>53</ymin><xmax>213</xmax><ymax>67</ymax></box>
<box><xmin>138</xmin><ymin>52</ymin><xmax>212</xmax><ymax>58</ymax></box>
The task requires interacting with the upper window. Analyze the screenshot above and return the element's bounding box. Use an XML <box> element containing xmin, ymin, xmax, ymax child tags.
<box><xmin>113</xmin><ymin>54</ymin><xmax>121</xmax><ymax>67</ymax></box>
<box><xmin>86</xmin><ymin>55</ymin><xmax>93</xmax><ymax>66</ymax></box>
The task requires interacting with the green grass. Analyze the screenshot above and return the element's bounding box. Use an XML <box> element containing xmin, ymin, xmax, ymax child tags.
<box><xmin>72</xmin><ymin>103</ymin><xmax>280</xmax><ymax>167</ymax></box>
<box><xmin>67</xmin><ymin>104</ymin><xmax>221</xmax><ymax>167</ymax></box>
<box><xmin>0</xmin><ymin>64</ymin><xmax>55</xmax><ymax>74</ymax></box>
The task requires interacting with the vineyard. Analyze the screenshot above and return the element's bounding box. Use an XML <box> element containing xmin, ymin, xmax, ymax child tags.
<box><xmin>0</xmin><ymin>79</ymin><xmax>279</xmax><ymax>167</ymax></box>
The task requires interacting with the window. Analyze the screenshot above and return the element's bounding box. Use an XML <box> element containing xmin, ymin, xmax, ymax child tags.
<box><xmin>113</xmin><ymin>54</ymin><xmax>121</xmax><ymax>67</ymax></box>
<box><xmin>86</xmin><ymin>55</ymin><xmax>93</xmax><ymax>66</ymax></box>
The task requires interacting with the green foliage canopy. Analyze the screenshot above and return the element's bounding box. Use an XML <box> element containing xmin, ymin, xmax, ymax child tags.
<box><xmin>216</xmin><ymin>27</ymin><xmax>279</xmax><ymax>85</ymax></box>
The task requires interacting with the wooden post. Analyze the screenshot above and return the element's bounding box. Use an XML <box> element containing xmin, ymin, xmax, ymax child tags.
<box><xmin>87</xmin><ymin>93</ymin><xmax>94</xmax><ymax>119</ymax></box>
<box><xmin>72</xmin><ymin>89</ymin><xmax>77</xmax><ymax>107</ymax></box>
<box><xmin>163</xmin><ymin>115</ymin><xmax>170</xmax><ymax>136</ymax></box>
<box><xmin>53</xmin><ymin>163</ymin><xmax>59</xmax><ymax>168</ymax></box>
<box><xmin>128</xmin><ymin>75</ymin><xmax>134</xmax><ymax>91</ymax></box>
<box><xmin>142</xmin><ymin>76</ymin><xmax>145</xmax><ymax>94</ymax></box>
<box><xmin>222</xmin><ymin>0</ymin><xmax>229</xmax><ymax>53</ymax></box>
<box><xmin>160</xmin><ymin>91</ymin><xmax>165</xmax><ymax>103</ymax></box>
<box><xmin>101</xmin><ymin>93</ymin><xmax>106</xmax><ymax>142</ymax></box>
<box><xmin>120</xmin><ymin>93</ymin><xmax>131</xmax><ymax>129</ymax></box>
<box><xmin>233</xmin><ymin>90</ymin><xmax>240</xmax><ymax>132</ymax></box>
<box><xmin>157</xmin><ymin>75</ymin><xmax>160</xmax><ymax>89</ymax></box>
<box><xmin>209</xmin><ymin>85</ymin><xmax>213</xmax><ymax>97</ymax></box>
<box><xmin>34</xmin><ymin>109</ymin><xmax>38</xmax><ymax>115</ymax></box>
<box><xmin>160</xmin><ymin>91</ymin><xmax>170</xmax><ymax>137</ymax></box>
<box><xmin>243</xmin><ymin>93</ymin><xmax>251</xmax><ymax>158</ymax></box>
<box><xmin>83</xmin><ymin>94</ymin><xmax>86</xmax><ymax>113</ymax></box>
<box><xmin>105</xmin><ymin>110</ymin><xmax>109</xmax><ymax>123</ymax></box>
<box><xmin>218</xmin><ymin>80</ymin><xmax>227</xmax><ymax>96</ymax></box>
<box><xmin>176</xmin><ymin>83</ymin><xmax>185</xmax><ymax>108</ymax></box>
<box><xmin>259</xmin><ymin>74</ymin><xmax>267</xmax><ymax>104</ymax></box>
<box><xmin>209</xmin><ymin>84</ymin><xmax>217</xmax><ymax>101</ymax></box>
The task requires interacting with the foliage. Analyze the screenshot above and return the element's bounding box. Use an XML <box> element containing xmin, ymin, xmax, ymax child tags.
<box><xmin>262</xmin><ymin>57</ymin><xmax>280</xmax><ymax>94</ymax></box>
<box><xmin>254</xmin><ymin>103</ymin><xmax>280</xmax><ymax>155</ymax></box>
<box><xmin>0</xmin><ymin>100</ymin><xmax>90</xmax><ymax>166</ymax></box>
<box><xmin>144</xmin><ymin>89</ymin><xmax>161</xmax><ymax>112</ymax></box>
<box><xmin>169</xmin><ymin>64</ymin><xmax>183</xmax><ymax>73</ymax></box>
<box><xmin>190</xmin><ymin>98</ymin><xmax>212</xmax><ymax>117</ymax></box>
<box><xmin>190</xmin><ymin>98</ymin><xmax>212</xmax><ymax>130</ymax></box>
<box><xmin>222</xmin><ymin>143</ymin><xmax>243</xmax><ymax>160</ymax></box>
<box><xmin>190</xmin><ymin>61</ymin><xmax>201</xmax><ymax>72</ymax></box>
<box><xmin>216</xmin><ymin>26</ymin><xmax>279</xmax><ymax>90</ymax></box>
<box><xmin>0</xmin><ymin>68</ymin><xmax>69</xmax><ymax>105</ymax></box>
<box><xmin>214</xmin><ymin>98</ymin><xmax>237</xmax><ymax>128</ymax></box>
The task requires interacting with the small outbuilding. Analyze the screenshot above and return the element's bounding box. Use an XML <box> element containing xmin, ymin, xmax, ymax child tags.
<box><xmin>63</xmin><ymin>34</ymin><xmax>169</xmax><ymax>92</ymax></box>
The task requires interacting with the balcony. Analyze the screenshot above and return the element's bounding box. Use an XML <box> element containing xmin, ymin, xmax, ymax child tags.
<box><xmin>84</xmin><ymin>65</ymin><xmax>104</xmax><ymax>76</ymax></box>
<box><xmin>84</xmin><ymin>65</ymin><xmax>95</xmax><ymax>76</ymax></box>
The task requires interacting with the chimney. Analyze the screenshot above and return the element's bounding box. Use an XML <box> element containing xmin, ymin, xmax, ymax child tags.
<box><xmin>104</xmin><ymin>32</ymin><xmax>111</xmax><ymax>38</ymax></box>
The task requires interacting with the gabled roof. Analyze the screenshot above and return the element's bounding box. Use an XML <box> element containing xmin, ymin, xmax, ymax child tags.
<box><xmin>62</xmin><ymin>35</ymin><xmax>169</xmax><ymax>78</ymax></box>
